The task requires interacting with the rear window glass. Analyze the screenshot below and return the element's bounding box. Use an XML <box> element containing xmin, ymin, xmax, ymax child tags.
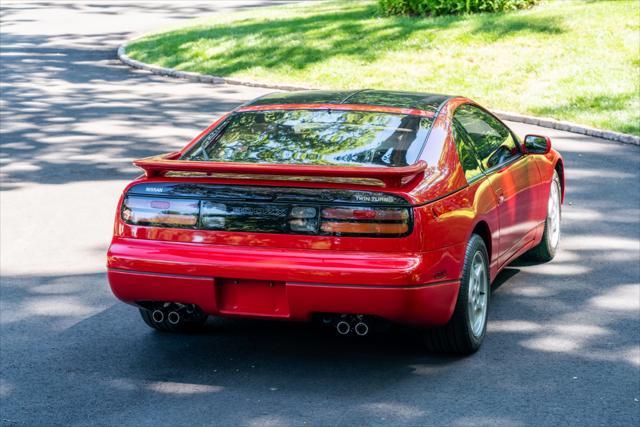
<box><xmin>181</xmin><ymin>109</ymin><xmax>432</xmax><ymax>168</ymax></box>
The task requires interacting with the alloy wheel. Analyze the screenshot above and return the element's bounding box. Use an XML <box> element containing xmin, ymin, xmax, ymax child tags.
<box><xmin>467</xmin><ymin>251</ymin><xmax>488</xmax><ymax>337</ymax></box>
<box><xmin>548</xmin><ymin>179</ymin><xmax>561</xmax><ymax>249</ymax></box>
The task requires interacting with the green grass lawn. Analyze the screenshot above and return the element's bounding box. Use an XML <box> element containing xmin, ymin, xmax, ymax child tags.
<box><xmin>126</xmin><ymin>0</ymin><xmax>640</xmax><ymax>136</ymax></box>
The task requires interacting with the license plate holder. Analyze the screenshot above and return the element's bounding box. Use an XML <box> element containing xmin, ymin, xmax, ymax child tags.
<box><xmin>216</xmin><ymin>278</ymin><xmax>289</xmax><ymax>318</ymax></box>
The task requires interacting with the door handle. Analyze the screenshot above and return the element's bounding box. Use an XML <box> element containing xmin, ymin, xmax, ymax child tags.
<box><xmin>495</xmin><ymin>188</ymin><xmax>505</xmax><ymax>205</ymax></box>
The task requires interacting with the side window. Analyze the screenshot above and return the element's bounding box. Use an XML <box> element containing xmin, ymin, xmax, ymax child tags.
<box><xmin>452</xmin><ymin>120</ymin><xmax>483</xmax><ymax>182</ymax></box>
<box><xmin>454</xmin><ymin>105</ymin><xmax>520</xmax><ymax>170</ymax></box>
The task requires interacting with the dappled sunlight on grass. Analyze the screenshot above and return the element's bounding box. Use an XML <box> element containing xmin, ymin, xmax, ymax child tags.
<box><xmin>127</xmin><ymin>0</ymin><xmax>640</xmax><ymax>135</ymax></box>
<box><xmin>532</xmin><ymin>92</ymin><xmax>640</xmax><ymax>136</ymax></box>
<box><xmin>471</xmin><ymin>14</ymin><xmax>566</xmax><ymax>40</ymax></box>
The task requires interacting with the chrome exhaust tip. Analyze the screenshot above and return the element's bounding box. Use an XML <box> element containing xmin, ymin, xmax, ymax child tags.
<box><xmin>151</xmin><ymin>309</ymin><xmax>164</xmax><ymax>323</ymax></box>
<box><xmin>167</xmin><ymin>311</ymin><xmax>181</xmax><ymax>325</ymax></box>
<box><xmin>336</xmin><ymin>321</ymin><xmax>351</xmax><ymax>335</ymax></box>
<box><xmin>354</xmin><ymin>322</ymin><xmax>369</xmax><ymax>336</ymax></box>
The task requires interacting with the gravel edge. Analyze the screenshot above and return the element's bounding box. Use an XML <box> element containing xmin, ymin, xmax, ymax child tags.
<box><xmin>117</xmin><ymin>45</ymin><xmax>640</xmax><ymax>146</ymax></box>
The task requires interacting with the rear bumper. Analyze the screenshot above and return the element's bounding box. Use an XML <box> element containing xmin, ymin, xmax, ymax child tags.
<box><xmin>107</xmin><ymin>238</ymin><xmax>463</xmax><ymax>326</ymax></box>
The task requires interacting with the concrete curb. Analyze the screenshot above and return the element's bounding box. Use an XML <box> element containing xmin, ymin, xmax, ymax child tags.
<box><xmin>492</xmin><ymin>110</ymin><xmax>639</xmax><ymax>145</ymax></box>
<box><xmin>118</xmin><ymin>44</ymin><xmax>640</xmax><ymax>146</ymax></box>
<box><xmin>117</xmin><ymin>45</ymin><xmax>311</xmax><ymax>91</ymax></box>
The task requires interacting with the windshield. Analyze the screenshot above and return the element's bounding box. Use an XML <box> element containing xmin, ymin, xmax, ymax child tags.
<box><xmin>181</xmin><ymin>109</ymin><xmax>432</xmax><ymax>167</ymax></box>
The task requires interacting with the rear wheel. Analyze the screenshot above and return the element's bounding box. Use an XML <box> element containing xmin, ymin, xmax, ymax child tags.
<box><xmin>139</xmin><ymin>305</ymin><xmax>208</xmax><ymax>333</ymax></box>
<box><xmin>424</xmin><ymin>234</ymin><xmax>490</xmax><ymax>355</ymax></box>
<box><xmin>525</xmin><ymin>171</ymin><xmax>561</xmax><ymax>262</ymax></box>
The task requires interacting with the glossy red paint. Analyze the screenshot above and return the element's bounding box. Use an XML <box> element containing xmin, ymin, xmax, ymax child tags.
<box><xmin>134</xmin><ymin>153</ymin><xmax>428</xmax><ymax>189</ymax></box>
<box><xmin>107</xmin><ymin>93</ymin><xmax>563</xmax><ymax>327</ymax></box>
<box><xmin>108</xmin><ymin>268</ymin><xmax>459</xmax><ymax>325</ymax></box>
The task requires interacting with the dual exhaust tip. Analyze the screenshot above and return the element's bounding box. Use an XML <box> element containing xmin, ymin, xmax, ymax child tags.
<box><xmin>151</xmin><ymin>304</ymin><xmax>197</xmax><ymax>325</ymax></box>
<box><xmin>152</xmin><ymin>307</ymin><xmax>371</xmax><ymax>334</ymax></box>
<box><xmin>336</xmin><ymin>319</ymin><xmax>369</xmax><ymax>336</ymax></box>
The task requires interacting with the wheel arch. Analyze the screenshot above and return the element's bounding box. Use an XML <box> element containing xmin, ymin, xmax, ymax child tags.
<box><xmin>554</xmin><ymin>158</ymin><xmax>565</xmax><ymax>203</ymax></box>
<box><xmin>471</xmin><ymin>220</ymin><xmax>492</xmax><ymax>264</ymax></box>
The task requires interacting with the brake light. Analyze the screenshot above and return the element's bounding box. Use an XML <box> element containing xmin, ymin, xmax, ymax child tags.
<box><xmin>321</xmin><ymin>207</ymin><xmax>408</xmax><ymax>221</ymax></box>
<box><xmin>321</xmin><ymin>222</ymin><xmax>409</xmax><ymax>234</ymax></box>
<box><xmin>319</xmin><ymin>207</ymin><xmax>411</xmax><ymax>236</ymax></box>
<box><xmin>120</xmin><ymin>193</ymin><xmax>412</xmax><ymax>237</ymax></box>
<box><xmin>122</xmin><ymin>196</ymin><xmax>199</xmax><ymax>227</ymax></box>
<box><xmin>150</xmin><ymin>200</ymin><xmax>170</xmax><ymax>209</ymax></box>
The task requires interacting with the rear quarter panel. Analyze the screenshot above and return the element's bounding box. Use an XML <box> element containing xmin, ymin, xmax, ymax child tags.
<box><xmin>410</xmin><ymin>97</ymin><xmax>501</xmax><ymax>280</ymax></box>
<box><xmin>417</xmin><ymin>180</ymin><xmax>500</xmax><ymax>280</ymax></box>
<box><xmin>533</xmin><ymin>148</ymin><xmax>564</xmax><ymax>200</ymax></box>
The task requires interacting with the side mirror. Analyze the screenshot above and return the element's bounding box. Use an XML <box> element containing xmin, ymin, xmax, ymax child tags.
<box><xmin>523</xmin><ymin>134</ymin><xmax>551</xmax><ymax>155</ymax></box>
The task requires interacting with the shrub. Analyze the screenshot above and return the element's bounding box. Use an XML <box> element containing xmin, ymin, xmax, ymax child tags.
<box><xmin>379</xmin><ymin>0</ymin><xmax>539</xmax><ymax>16</ymax></box>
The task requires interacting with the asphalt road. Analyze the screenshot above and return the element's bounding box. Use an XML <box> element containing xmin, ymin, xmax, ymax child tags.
<box><xmin>1</xmin><ymin>1</ymin><xmax>639</xmax><ymax>426</ymax></box>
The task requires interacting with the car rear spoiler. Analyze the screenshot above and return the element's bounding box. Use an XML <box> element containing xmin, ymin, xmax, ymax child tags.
<box><xmin>133</xmin><ymin>152</ymin><xmax>427</xmax><ymax>188</ymax></box>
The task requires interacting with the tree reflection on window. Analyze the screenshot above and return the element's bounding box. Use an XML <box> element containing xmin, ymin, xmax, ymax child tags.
<box><xmin>182</xmin><ymin>110</ymin><xmax>432</xmax><ymax>168</ymax></box>
<box><xmin>454</xmin><ymin>105</ymin><xmax>520</xmax><ymax>170</ymax></box>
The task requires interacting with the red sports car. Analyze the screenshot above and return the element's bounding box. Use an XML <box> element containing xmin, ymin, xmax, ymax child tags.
<box><xmin>107</xmin><ymin>90</ymin><xmax>563</xmax><ymax>354</ymax></box>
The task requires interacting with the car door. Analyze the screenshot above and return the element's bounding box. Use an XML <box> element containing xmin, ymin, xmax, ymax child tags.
<box><xmin>454</xmin><ymin>104</ymin><xmax>541</xmax><ymax>267</ymax></box>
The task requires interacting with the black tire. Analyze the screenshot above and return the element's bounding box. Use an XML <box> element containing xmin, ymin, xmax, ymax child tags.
<box><xmin>424</xmin><ymin>234</ymin><xmax>490</xmax><ymax>355</ymax></box>
<box><xmin>524</xmin><ymin>171</ymin><xmax>562</xmax><ymax>262</ymax></box>
<box><xmin>139</xmin><ymin>307</ymin><xmax>207</xmax><ymax>333</ymax></box>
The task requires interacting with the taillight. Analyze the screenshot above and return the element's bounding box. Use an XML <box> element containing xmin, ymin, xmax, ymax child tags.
<box><xmin>122</xmin><ymin>196</ymin><xmax>199</xmax><ymax>227</ymax></box>
<box><xmin>321</xmin><ymin>207</ymin><xmax>408</xmax><ymax>221</ymax></box>
<box><xmin>200</xmin><ymin>202</ymin><xmax>227</xmax><ymax>229</ymax></box>
<box><xmin>120</xmin><ymin>187</ymin><xmax>412</xmax><ymax>238</ymax></box>
<box><xmin>319</xmin><ymin>207</ymin><xmax>410</xmax><ymax>236</ymax></box>
<box><xmin>321</xmin><ymin>221</ymin><xmax>408</xmax><ymax>235</ymax></box>
<box><xmin>288</xmin><ymin>206</ymin><xmax>318</xmax><ymax>233</ymax></box>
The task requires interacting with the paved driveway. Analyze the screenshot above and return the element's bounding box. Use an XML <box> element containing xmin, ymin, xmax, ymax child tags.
<box><xmin>1</xmin><ymin>1</ymin><xmax>639</xmax><ymax>426</ymax></box>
